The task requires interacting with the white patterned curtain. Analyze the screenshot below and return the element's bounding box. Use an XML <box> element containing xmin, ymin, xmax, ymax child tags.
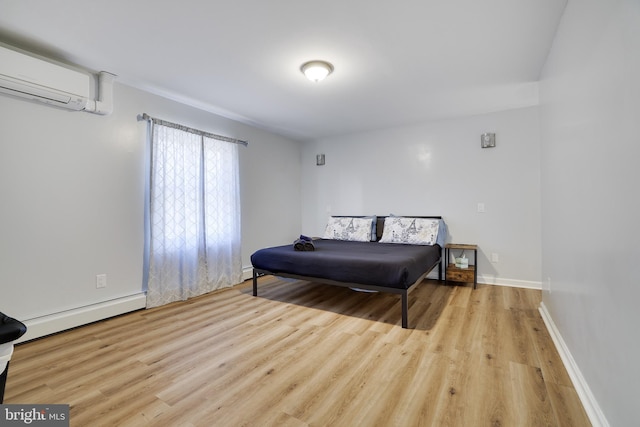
<box><xmin>146</xmin><ymin>120</ymin><xmax>242</xmax><ymax>308</ymax></box>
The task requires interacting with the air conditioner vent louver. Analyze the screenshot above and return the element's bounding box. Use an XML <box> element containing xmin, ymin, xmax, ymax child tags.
<box><xmin>0</xmin><ymin>45</ymin><xmax>91</xmax><ymax>111</ymax></box>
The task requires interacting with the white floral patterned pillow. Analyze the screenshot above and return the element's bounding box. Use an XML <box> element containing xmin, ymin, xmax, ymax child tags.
<box><xmin>323</xmin><ymin>217</ymin><xmax>374</xmax><ymax>242</ymax></box>
<box><xmin>379</xmin><ymin>217</ymin><xmax>440</xmax><ymax>245</ymax></box>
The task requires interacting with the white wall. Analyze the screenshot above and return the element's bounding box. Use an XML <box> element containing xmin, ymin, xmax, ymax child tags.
<box><xmin>301</xmin><ymin>107</ymin><xmax>541</xmax><ymax>287</ymax></box>
<box><xmin>0</xmin><ymin>81</ymin><xmax>301</xmax><ymax>328</ymax></box>
<box><xmin>539</xmin><ymin>0</ymin><xmax>640</xmax><ymax>425</ymax></box>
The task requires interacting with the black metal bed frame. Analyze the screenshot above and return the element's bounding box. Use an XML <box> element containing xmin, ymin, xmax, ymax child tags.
<box><xmin>252</xmin><ymin>257</ymin><xmax>442</xmax><ymax>329</ymax></box>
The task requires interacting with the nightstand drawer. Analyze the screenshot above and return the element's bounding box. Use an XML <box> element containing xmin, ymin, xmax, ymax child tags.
<box><xmin>446</xmin><ymin>265</ymin><xmax>475</xmax><ymax>283</ymax></box>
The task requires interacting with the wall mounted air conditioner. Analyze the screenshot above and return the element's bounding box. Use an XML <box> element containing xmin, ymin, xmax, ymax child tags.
<box><xmin>0</xmin><ymin>44</ymin><xmax>115</xmax><ymax>115</ymax></box>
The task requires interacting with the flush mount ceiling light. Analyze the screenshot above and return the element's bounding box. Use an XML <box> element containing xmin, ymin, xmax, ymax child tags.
<box><xmin>300</xmin><ymin>60</ymin><xmax>334</xmax><ymax>82</ymax></box>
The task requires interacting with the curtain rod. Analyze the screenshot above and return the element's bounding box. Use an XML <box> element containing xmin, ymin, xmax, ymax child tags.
<box><xmin>137</xmin><ymin>113</ymin><xmax>248</xmax><ymax>146</ymax></box>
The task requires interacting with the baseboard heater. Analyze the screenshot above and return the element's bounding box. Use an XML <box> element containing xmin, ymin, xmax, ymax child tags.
<box><xmin>16</xmin><ymin>293</ymin><xmax>147</xmax><ymax>343</ymax></box>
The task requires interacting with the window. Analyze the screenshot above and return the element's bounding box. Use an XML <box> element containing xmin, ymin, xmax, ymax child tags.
<box><xmin>144</xmin><ymin>117</ymin><xmax>244</xmax><ymax>308</ymax></box>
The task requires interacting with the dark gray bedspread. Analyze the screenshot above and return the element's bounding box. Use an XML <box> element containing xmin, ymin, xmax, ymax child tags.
<box><xmin>250</xmin><ymin>239</ymin><xmax>441</xmax><ymax>290</ymax></box>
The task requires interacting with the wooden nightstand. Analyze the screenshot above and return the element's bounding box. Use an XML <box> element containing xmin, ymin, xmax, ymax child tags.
<box><xmin>445</xmin><ymin>243</ymin><xmax>478</xmax><ymax>289</ymax></box>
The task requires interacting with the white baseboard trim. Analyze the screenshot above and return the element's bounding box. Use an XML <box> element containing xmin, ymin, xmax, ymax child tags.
<box><xmin>478</xmin><ymin>275</ymin><xmax>542</xmax><ymax>289</ymax></box>
<box><xmin>538</xmin><ymin>302</ymin><xmax>609</xmax><ymax>427</ymax></box>
<box><xmin>17</xmin><ymin>293</ymin><xmax>147</xmax><ymax>344</ymax></box>
<box><xmin>425</xmin><ymin>270</ymin><xmax>542</xmax><ymax>289</ymax></box>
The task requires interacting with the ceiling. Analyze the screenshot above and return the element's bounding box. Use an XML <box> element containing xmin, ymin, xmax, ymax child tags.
<box><xmin>0</xmin><ymin>0</ymin><xmax>567</xmax><ymax>141</ymax></box>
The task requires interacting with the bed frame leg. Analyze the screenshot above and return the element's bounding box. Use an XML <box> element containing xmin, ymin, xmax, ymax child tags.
<box><xmin>401</xmin><ymin>291</ymin><xmax>408</xmax><ymax>329</ymax></box>
<box><xmin>252</xmin><ymin>269</ymin><xmax>258</xmax><ymax>296</ymax></box>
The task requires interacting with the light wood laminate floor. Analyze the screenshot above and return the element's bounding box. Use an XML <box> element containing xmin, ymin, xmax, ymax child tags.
<box><xmin>5</xmin><ymin>277</ymin><xmax>591</xmax><ymax>426</ymax></box>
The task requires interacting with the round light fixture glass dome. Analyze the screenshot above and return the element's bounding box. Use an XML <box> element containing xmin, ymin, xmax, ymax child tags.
<box><xmin>300</xmin><ymin>60</ymin><xmax>334</xmax><ymax>82</ymax></box>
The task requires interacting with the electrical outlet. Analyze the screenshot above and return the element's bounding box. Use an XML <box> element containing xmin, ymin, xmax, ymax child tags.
<box><xmin>96</xmin><ymin>274</ymin><xmax>107</xmax><ymax>289</ymax></box>
<box><xmin>491</xmin><ymin>253</ymin><xmax>499</xmax><ymax>263</ymax></box>
<box><xmin>477</xmin><ymin>202</ymin><xmax>485</xmax><ymax>213</ymax></box>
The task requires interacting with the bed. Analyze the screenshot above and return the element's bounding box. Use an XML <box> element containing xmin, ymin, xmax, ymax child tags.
<box><xmin>250</xmin><ymin>216</ymin><xmax>444</xmax><ymax>328</ymax></box>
